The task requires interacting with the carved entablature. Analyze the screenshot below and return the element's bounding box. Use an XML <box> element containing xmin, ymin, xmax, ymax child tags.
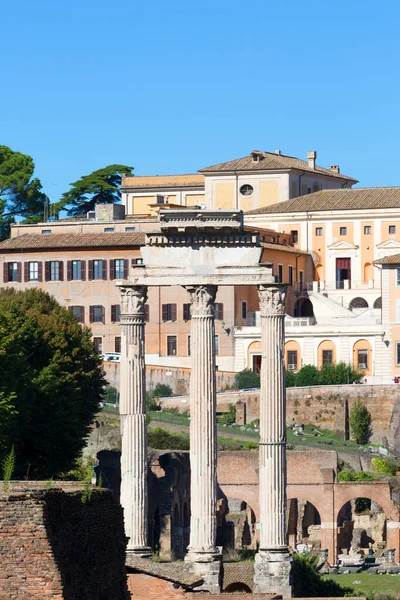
<box><xmin>120</xmin><ymin>285</ymin><xmax>148</xmax><ymax>316</ymax></box>
<box><xmin>258</xmin><ymin>285</ymin><xmax>287</xmax><ymax>316</ymax></box>
<box><xmin>186</xmin><ymin>285</ymin><xmax>217</xmax><ymax>317</ymax></box>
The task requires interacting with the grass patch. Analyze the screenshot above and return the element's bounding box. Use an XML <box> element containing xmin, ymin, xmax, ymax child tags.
<box><xmin>322</xmin><ymin>573</ymin><xmax>400</xmax><ymax>596</ymax></box>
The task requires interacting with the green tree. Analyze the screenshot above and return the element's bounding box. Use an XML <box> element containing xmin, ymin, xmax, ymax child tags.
<box><xmin>349</xmin><ymin>400</ymin><xmax>372</xmax><ymax>444</ymax></box>
<box><xmin>294</xmin><ymin>364</ymin><xmax>320</xmax><ymax>387</ymax></box>
<box><xmin>0</xmin><ymin>145</ymin><xmax>49</xmax><ymax>239</ymax></box>
<box><xmin>234</xmin><ymin>368</ymin><xmax>260</xmax><ymax>389</ymax></box>
<box><xmin>0</xmin><ymin>288</ymin><xmax>106</xmax><ymax>478</ymax></box>
<box><xmin>58</xmin><ymin>164</ymin><xmax>134</xmax><ymax>215</ymax></box>
<box><xmin>153</xmin><ymin>383</ymin><xmax>173</xmax><ymax>398</ymax></box>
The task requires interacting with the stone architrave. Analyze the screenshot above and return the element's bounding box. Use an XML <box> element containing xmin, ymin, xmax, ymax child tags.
<box><xmin>119</xmin><ymin>285</ymin><xmax>151</xmax><ymax>556</ymax></box>
<box><xmin>254</xmin><ymin>285</ymin><xmax>293</xmax><ymax>597</ymax></box>
<box><xmin>184</xmin><ymin>284</ymin><xmax>221</xmax><ymax>593</ymax></box>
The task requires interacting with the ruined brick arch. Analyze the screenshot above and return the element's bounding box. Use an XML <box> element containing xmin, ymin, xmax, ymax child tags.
<box><xmin>335</xmin><ymin>484</ymin><xmax>399</xmax><ymax>522</ymax></box>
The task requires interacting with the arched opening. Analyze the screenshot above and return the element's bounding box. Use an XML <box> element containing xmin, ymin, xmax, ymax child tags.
<box><xmin>285</xmin><ymin>340</ymin><xmax>301</xmax><ymax>372</ymax></box>
<box><xmin>337</xmin><ymin>499</ymin><xmax>387</xmax><ymax>559</ymax></box>
<box><xmin>225</xmin><ymin>582</ymin><xmax>252</xmax><ymax>593</ymax></box>
<box><xmin>294</xmin><ymin>298</ymin><xmax>314</xmax><ymax>318</ymax></box>
<box><xmin>317</xmin><ymin>340</ymin><xmax>336</xmax><ymax>369</ymax></box>
<box><xmin>373</xmin><ymin>297</ymin><xmax>382</xmax><ymax>309</ymax></box>
<box><xmin>247</xmin><ymin>340</ymin><xmax>262</xmax><ymax>372</ymax></box>
<box><xmin>218</xmin><ymin>498</ymin><xmax>257</xmax><ymax>552</ymax></box>
<box><xmin>349</xmin><ymin>297</ymin><xmax>369</xmax><ymax>309</ymax></box>
<box><xmin>316</xmin><ymin>264</ymin><xmax>324</xmax><ymax>282</ymax></box>
<box><xmin>353</xmin><ymin>339</ymin><xmax>372</xmax><ymax>376</ymax></box>
<box><xmin>364</xmin><ymin>262</ymin><xmax>374</xmax><ymax>283</ymax></box>
<box><xmin>287</xmin><ymin>498</ymin><xmax>322</xmax><ymax>552</ymax></box>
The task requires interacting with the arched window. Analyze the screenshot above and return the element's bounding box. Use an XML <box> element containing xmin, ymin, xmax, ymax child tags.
<box><xmin>349</xmin><ymin>297</ymin><xmax>368</xmax><ymax>309</ymax></box>
<box><xmin>373</xmin><ymin>297</ymin><xmax>382</xmax><ymax>309</ymax></box>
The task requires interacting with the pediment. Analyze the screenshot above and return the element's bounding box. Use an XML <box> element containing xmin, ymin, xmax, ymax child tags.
<box><xmin>327</xmin><ymin>240</ymin><xmax>358</xmax><ymax>250</ymax></box>
<box><xmin>376</xmin><ymin>238</ymin><xmax>400</xmax><ymax>249</ymax></box>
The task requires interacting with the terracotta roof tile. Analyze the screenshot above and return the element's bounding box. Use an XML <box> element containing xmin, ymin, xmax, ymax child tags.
<box><xmin>374</xmin><ymin>253</ymin><xmax>400</xmax><ymax>265</ymax></box>
<box><xmin>122</xmin><ymin>174</ymin><xmax>205</xmax><ymax>190</ymax></box>
<box><xmin>200</xmin><ymin>151</ymin><xmax>357</xmax><ymax>181</ymax></box>
<box><xmin>0</xmin><ymin>232</ymin><xmax>145</xmax><ymax>251</ymax></box>
<box><xmin>246</xmin><ymin>187</ymin><xmax>400</xmax><ymax>216</ymax></box>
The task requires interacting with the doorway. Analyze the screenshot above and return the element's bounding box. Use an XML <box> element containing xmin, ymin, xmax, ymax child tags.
<box><xmin>252</xmin><ymin>355</ymin><xmax>262</xmax><ymax>373</ymax></box>
<box><xmin>336</xmin><ymin>258</ymin><xmax>351</xmax><ymax>289</ymax></box>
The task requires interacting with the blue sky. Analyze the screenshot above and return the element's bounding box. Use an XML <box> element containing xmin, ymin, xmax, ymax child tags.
<box><xmin>2</xmin><ymin>0</ymin><xmax>400</xmax><ymax>203</ymax></box>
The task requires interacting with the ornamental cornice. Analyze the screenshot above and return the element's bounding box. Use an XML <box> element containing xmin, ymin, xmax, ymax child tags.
<box><xmin>258</xmin><ymin>285</ymin><xmax>287</xmax><ymax>316</ymax></box>
<box><xmin>120</xmin><ymin>285</ymin><xmax>148</xmax><ymax>315</ymax></box>
<box><xmin>185</xmin><ymin>285</ymin><xmax>217</xmax><ymax>317</ymax></box>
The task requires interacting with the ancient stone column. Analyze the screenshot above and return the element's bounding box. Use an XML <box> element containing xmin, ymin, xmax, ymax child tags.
<box><xmin>184</xmin><ymin>284</ymin><xmax>221</xmax><ymax>593</ymax></box>
<box><xmin>119</xmin><ymin>285</ymin><xmax>151</xmax><ymax>556</ymax></box>
<box><xmin>254</xmin><ymin>285</ymin><xmax>292</xmax><ymax>596</ymax></box>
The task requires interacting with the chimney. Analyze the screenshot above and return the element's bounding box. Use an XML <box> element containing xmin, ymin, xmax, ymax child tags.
<box><xmin>307</xmin><ymin>151</ymin><xmax>317</xmax><ymax>170</ymax></box>
<box><xmin>330</xmin><ymin>165</ymin><xmax>340</xmax><ymax>174</ymax></box>
<box><xmin>251</xmin><ymin>150</ymin><xmax>262</xmax><ymax>163</ymax></box>
<box><xmin>275</xmin><ymin>150</ymin><xmax>281</xmax><ymax>155</ymax></box>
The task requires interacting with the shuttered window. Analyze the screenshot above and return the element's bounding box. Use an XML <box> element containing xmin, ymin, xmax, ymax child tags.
<box><xmin>93</xmin><ymin>337</ymin><xmax>103</xmax><ymax>354</ymax></box>
<box><xmin>167</xmin><ymin>336</ymin><xmax>177</xmax><ymax>356</ymax></box>
<box><xmin>45</xmin><ymin>260</ymin><xmax>63</xmax><ymax>281</ymax></box>
<box><xmin>183</xmin><ymin>303</ymin><xmax>191</xmax><ymax>321</ymax></box>
<box><xmin>215</xmin><ymin>303</ymin><xmax>224</xmax><ymax>320</ymax></box>
<box><xmin>69</xmin><ymin>306</ymin><xmax>85</xmax><ymax>323</ymax></box>
<box><xmin>25</xmin><ymin>261</ymin><xmax>42</xmax><ymax>282</ymax></box>
<box><xmin>111</xmin><ymin>305</ymin><xmax>121</xmax><ymax>322</ymax></box>
<box><xmin>162</xmin><ymin>304</ymin><xmax>177</xmax><ymax>321</ymax></box>
<box><xmin>4</xmin><ymin>262</ymin><xmax>21</xmax><ymax>283</ymax></box>
<box><xmin>110</xmin><ymin>259</ymin><xmax>127</xmax><ymax>280</ymax></box>
<box><xmin>90</xmin><ymin>305</ymin><xmax>105</xmax><ymax>323</ymax></box>
<box><xmin>145</xmin><ymin>304</ymin><xmax>150</xmax><ymax>322</ymax></box>
<box><xmin>68</xmin><ymin>260</ymin><xmax>86</xmax><ymax>280</ymax></box>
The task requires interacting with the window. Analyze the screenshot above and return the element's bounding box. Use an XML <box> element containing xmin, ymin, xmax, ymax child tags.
<box><xmin>306</xmin><ymin>187</ymin><xmax>312</xmax><ymax>194</ymax></box>
<box><xmin>145</xmin><ymin>304</ymin><xmax>150</xmax><ymax>322</ymax></box>
<box><xmin>322</xmin><ymin>350</ymin><xmax>333</xmax><ymax>366</ymax></box>
<box><xmin>69</xmin><ymin>306</ymin><xmax>84</xmax><ymax>323</ymax></box>
<box><xmin>156</xmin><ymin>195</ymin><xmax>165</xmax><ymax>204</ymax></box>
<box><xmin>162</xmin><ymin>304</ymin><xmax>177</xmax><ymax>321</ymax></box>
<box><xmin>278</xmin><ymin>264</ymin><xmax>283</xmax><ymax>283</ymax></box>
<box><xmin>183</xmin><ymin>303</ymin><xmax>191</xmax><ymax>321</ymax></box>
<box><xmin>397</xmin><ymin>268</ymin><xmax>400</xmax><ymax>287</ymax></box>
<box><xmin>115</xmin><ymin>337</ymin><xmax>121</xmax><ymax>353</ymax></box>
<box><xmin>167</xmin><ymin>336</ymin><xmax>177</xmax><ymax>356</ymax></box>
<box><xmin>104</xmin><ymin>227</ymin><xmax>114</xmax><ymax>233</ymax></box>
<box><xmin>340</xmin><ymin>227</ymin><xmax>347</xmax><ymax>236</ymax></box>
<box><xmin>188</xmin><ymin>335</ymin><xmax>191</xmax><ymax>356</ymax></box>
<box><xmin>111</xmin><ymin>305</ymin><xmax>121</xmax><ymax>322</ymax></box>
<box><xmin>45</xmin><ymin>260</ymin><xmax>63</xmax><ymax>281</ymax></box>
<box><xmin>287</xmin><ymin>350</ymin><xmax>298</xmax><ymax>371</ymax></box>
<box><xmin>215</xmin><ymin>303</ymin><xmax>224</xmax><ymax>320</ymax></box>
<box><xmin>288</xmin><ymin>266</ymin><xmax>293</xmax><ymax>286</ymax></box>
<box><xmin>5</xmin><ymin>262</ymin><xmax>20</xmax><ymax>282</ymax></box>
<box><xmin>125</xmin><ymin>227</ymin><xmax>136</xmax><ymax>232</ymax></box>
<box><xmin>132</xmin><ymin>258</ymin><xmax>143</xmax><ymax>265</ymax></box>
<box><xmin>397</xmin><ymin>342</ymin><xmax>400</xmax><ymax>366</ymax></box>
<box><xmin>69</xmin><ymin>260</ymin><xmax>85</xmax><ymax>281</ymax></box>
<box><xmin>364</xmin><ymin>225</ymin><xmax>371</xmax><ymax>235</ymax></box>
<box><xmin>389</xmin><ymin>225</ymin><xmax>396</xmax><ymax>234</ymax></box>
<box><xmin>239</xmin><ymin>184</ymin><xmax>254</xmax><ymax>196</ymax></box>
<box><xmin>357</xmin><ymin>349</ymin><xmax>368</xmax><ymax>369</ymax></box>
<box><xmin>315</xmin><ymin>227</ymin><xmax>323</xmax><ymax>236</ymax></box>
<box><xmin>90</xmin><ymin>305</ymin><xmax>105</xmax><ymax>323</ymax></box>
<box><xmin>89</xmin><ymin>259</ymin><xmax>106</xmax><ymax>280</ymax></box>
<box><xmin>41</xmin><ymin>229</ymin><xmax>52</xmax><ymax>235</ymax></box>
<box><xmin>291</xmin><ymin>230</ymin><xmax>298</xmax><ymax>244</ymax></box>
<box><xmin>241</xmin><ymin>301</ymin><xmax>247</xmax><ymax>320</ymax></box>
<box><xmin>299</xmin><ymin>271</ymin><xmax>304</xmax><ymax>291</ymax></box>
<box><xmin>27</xmin><ymin>261</ymin><xmax>40</xmax><ymax>281</ymax></box>
<box><xmin>110</xmin><ymin>258</ymin><xmax>127</xmax><ymax>280</ymax></box>
<box><xmin>214</xmin><ymin>336</ymin><xmax>219</xmax><ymax>356</ymax></box>
<box><xmin>93</xmin><ymin>337</ymin><xmax>103</xmax><ymax>354</ymax></box>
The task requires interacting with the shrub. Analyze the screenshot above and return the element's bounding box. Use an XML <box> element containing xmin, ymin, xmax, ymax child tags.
<box><xmin>105</xmin><ymin>385</ymin><xmax>118</xmax><ymax>404</ymax></box>
<box><xmin>349</xmin><ymin>400</ymin><xmax>372</xmax><ymax>444</ymax></box>
<box><xmin>292</xmin><ymin>553</ymin><xmax>354</xmax><ymax>597</ymax></box>
<box><xmin>337</xmin><ymin>469</ymin><xmax>375</xmax><ymax>482</ymax></box>
<box><xmin>153</xmin><ymin>383</ymin><xmax>173</xmax><ymax>398</ymax></box>
<box><xmin>371</xmin><ymin>457</ymin><xmax>398</xmax><ymax>476</ymax></box>
<box><xmin>148</xmin><ymin>427</ymin><xmax>189</xmax><ymax>450</ymax></box>
<box><xmin>295</xmin><ymin>365</ymin><xmax>320</xmax><ymax>387</ymax></box>
<box><xmin>286</xmin><ymin>370</ymin><xmax>296</xmax><ymax>387</ymax></box>
<box><xmin>318</xmin><ymin>362</ymin><xmax>363</xmax><ymax>385</ymax></box>
<box><xmin>235</xmin><ymin>368</ymin><xmax>260</xmax><ymax>390</ymax></box>
<box><xmin>146</xmin><ymin>391</ymin><xmax>158</xmax><ymax>412</ymax></box>
<box><xmin>217</xmin><ymin>403</ymin><xmax>236</xmax><ymax>425</ymax></box>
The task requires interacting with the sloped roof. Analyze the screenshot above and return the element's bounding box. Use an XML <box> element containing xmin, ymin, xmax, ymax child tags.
<box><xmin>246</xmin><ymin>187</ymin><xmax>400</xmax><ymax>216</ymax></box>
<box><xmin>0</xmin><ymin>232</ymin><xmax>145</xmax><ymax>251</ymax></box>
<box><xmin>200</xmin><ymin>151</ymin><xmax>357</xmax><ymax>181</ymax></box>
<box><xmin>374</xmin><ymin>254</ymin><xmax>400</xmax><ymax>265</ymax></box>
<box><xmin>122</xmin><ymin>174</ymin><xmax>205</xmax><ymax>190</ymax></box>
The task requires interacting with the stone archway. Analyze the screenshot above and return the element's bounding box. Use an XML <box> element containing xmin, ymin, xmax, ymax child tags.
<box><xmin>337</xmin><ymin>497</ymin><xmax>387</xmax><ymax>558</ymax></box>
<box><xmin>294</xmin><ymin>297</ymin><xmax>314</xmax><ymax>318</ymax></box>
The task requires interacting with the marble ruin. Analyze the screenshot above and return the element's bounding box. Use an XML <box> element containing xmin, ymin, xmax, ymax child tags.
<box><xmin>117</xmin><ymin>210</ymin><xmax>293</xmax><ymax>595</ymax></box>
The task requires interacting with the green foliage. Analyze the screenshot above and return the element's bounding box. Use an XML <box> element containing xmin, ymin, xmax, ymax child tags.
<box><xmin>371</xmin><ymin>457</ymin><xmax>398</xmax><ymax>476</ymax></box>
<box><xmin>105</xmin><ymin>385</ymin><xmax>118</xmax><ymax>404</ymax></box>
<box><xmin>146</xmin><ymin>391</ymin><xmax>158</xmax><ymax>412</ymax></box>
<box><xmin>286</xmin><ymin>370</ymin><xmax>296</xmax><ymax>387</ymax></box>
<box><xmin>294</xmin><ymin>364</ymin><xmax>320</xmax><ymax>387</ymax></box>
<box><xmin>337</xmin><ymin>469</ymin><xmax>375</xmax><ymax>482</ymax></box>
<box><xmin>0</xmin><ymin>145</ymin><xmax>49</xmax><ymax>239</ymax></box>
<box><xmin>349</xmin><ymin>400</ymin><xmax>372</xmax><ymax>444</ymax></box>
<box><xmin>2</xmin><ymin>446</ymin><xmax>16</xmax><ymax>492</ymax></box>
<box><xmin>0</xmin><ymin>288</ymin><xmax>106</xmax><ymax>478</ymax></box>
<box><xmin>58</xmin><ymin>164</ymin><xmax>133</xmax><ymax>216</ymax></box>
<box><xmin>292</xmin><ymin>553</ymin><xmax>354</xmax><ymax>597</ymax></box>
<box><xmin>287</xmin><ymin>362</ymin><xmax>363</xmax><ymax>388</ymax></box>
<box><xmin>217</xmin><ymin>403</ymin><xmax>236</xmax><ymax>425</ymax></box>
<box><xmin>148</xmin><ymin>427</ymin><xmax>190</xmax><ymax>450</ymax></box>
<box><xmin>152</xmin><ymin>383</ymin><xmax>173</xmax><ymax>398</ymax></box>
<box><xmin>234</xmin><ymin>368</ymin><xmax>260</xmax><ymax>389</ymax></box>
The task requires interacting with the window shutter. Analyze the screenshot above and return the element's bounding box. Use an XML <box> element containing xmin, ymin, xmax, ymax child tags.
<box><xmin>3</xmin><ymin>263</ymin><xmax>8</xmax><ymax>283</ymax></box>
<box><xmin>102</xmin><ymin>260</ymin><xmax>107</xmax><ymax>280</ymax></box>
<box><xmin>89</xmin><ymin>306</ymin><xmax>94</xmax><ymax>323</ymax></box>
<box><xmin>217</xmin><ymin>303</ymin><xmax>224</xmax><ymax>320</ymax></box>
<box><xmin>67</xmin><ymin>261</ymin><xmax>72</xmax><ymax>281</ymax></box>
<box><xmin>171</xmin><ymin>304</ymin><xmax>177</xmax><ymax>321</ymax></box>
<box><xmin>111</xmin><ymin>305</ymin><xmax>116</xmax><ymax>322</ymax></box>
<box><xmin>88</xmin><ymin>260</ymin><xmax>94</xmax><ymax>280</ymax></box>
<box><xmin>183</xmin><ymin>304</ymin><xmax>189</xmax><ymax>321</ymax></box>
<box><xmin>81</xmin><ymin>261</ymin><xmax>86</xmax><ymax>280</ymax></box>
<box><xmin>24</xmin><ymin>262</ymin><xmax>29</xmax><ymax>282</ymax></box>
<box><xmin>162</xmin><ymin>304</ymin><xmax>167</xmax><ymax>322</ymax></box>
<box><xmin>124</xmin><ymin>259</ymin><xmax>129</xmax><ymax>279</ymax></box>
<box><xmin>101</xmin><ymin>306</ymin><xmax>105</xmax><ymax>323</ymax></box>
<box><xmin>145</xmin><ymin>304</ymin><xmax>149</xmax><ymax>322</ymax></box>
<box><xmin>38</xmin><ymin>262</ymin><xmax>43</xmax><ymax>282</ymax></box>
<box><xmin>17</xmin><ymin>262</ymin><xmax>22</xmax><ymax>282</ymax></box>
<box><xmin>59</xmin><ymin>261</ymin><xmax>64</xmax><ymax>281</ymax></box>
<box><xmin>45</xmin><ymin>261</ymin><xmax>50</xmax><ymax>281</ymax></box>
<box><xmin>80</xmin><ymin>306</ymin><xmax>85</xmax><ymax>323</ymax></box>
<box><xmin>109</xmin><ymin>260</ymin><xmax>115</xmax><ymax>280</ymax></box>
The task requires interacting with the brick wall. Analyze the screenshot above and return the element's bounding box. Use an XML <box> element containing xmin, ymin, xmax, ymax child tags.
<box><xmin>0</xmin><ymin>484</ymin><xmax>129</xmax><ymax>600</ymax></box>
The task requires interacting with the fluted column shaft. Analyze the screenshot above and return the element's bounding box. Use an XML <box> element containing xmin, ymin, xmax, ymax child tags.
<box><xmin>186</xmin><ymin>285</ymin><xmax>218</xmax><ymax>555</ymax></box>
<box><xmin>119</xmin><ymin>285</ymin><xmax>150</xmax><ymax>554</ymax></box>
<box><xmin>258</xmin><ymin>285</ymin><xmax>288</xmax><ymax>551</ymax></box>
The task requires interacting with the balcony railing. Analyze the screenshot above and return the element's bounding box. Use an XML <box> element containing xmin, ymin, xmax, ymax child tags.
<box><xmin>245</xmin><ymin>313</ymin><xmax>315</xmax><ymax>327</ymax></box>
<box><xmin>293</xmin><ymin>280</ymin><xmax>378</xmax><ymax>293</ymax></box>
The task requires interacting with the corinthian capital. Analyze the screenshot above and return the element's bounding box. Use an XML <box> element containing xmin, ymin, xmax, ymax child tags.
<box><xmin>120</xmin><ymin>285</ymin><xmax>148</xmax><ymax>315</ymax></box>
<box><xmin>186</xmin><ymin>285</ymin><xmax>217</xmax><ymax>317</ymax></box>
<box><xmin>258</xmin><ymin>285</ymin><xmax>287</xmax><ymax>316</ymax></box>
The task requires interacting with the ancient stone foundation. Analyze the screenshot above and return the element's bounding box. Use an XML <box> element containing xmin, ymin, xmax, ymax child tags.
<box><xmin>0</xmin><ymin>484</ymin><xmax>129</xmax><ymax>600</ymax></box>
